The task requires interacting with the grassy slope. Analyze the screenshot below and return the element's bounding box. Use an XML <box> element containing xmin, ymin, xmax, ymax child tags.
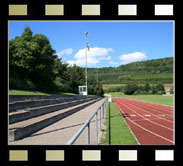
<box><xmin>9</xmin><ymin>89</ymin><xmax>78</xmax><ymax>96</ymax></box>
<box><xmin>9</xmin><ymin>89</ymin><xmax>98</xmax><ymax>97</ymax></box>
<box><xmin>106</xmin><ymin>92</ymin><xmax>173</xmax><ymax>106</ymax></box>
<box><xmin>9</xmin><ymin>90</ymin><xmax>49</xmax><ymax>95</ymax></box>
<box><xmin>101</xmin><ymin>102</ymin><xmax>138</xmax><ymax>145</ymax></box>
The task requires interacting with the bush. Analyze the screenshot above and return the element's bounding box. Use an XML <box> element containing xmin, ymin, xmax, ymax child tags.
<box><xmin>156</xmin><ymin>83</ymin><xmax>165</xmax><ymax>92</ymax></box>
<box><xmin>151</xmin><ymin>85</ymin><xmax>157</xmax><ymax>94</ymax></box>
<box><xmin>123</xmin><ymin>84</ymin><xmax>138</xmax><ymax>95</ymax></box>
<box><xmin>170</xmin><ymin>86</ymin><xmax>174</xmax><ymax>94</ymax></box>
<box><xmin>94</xmin><ymin>85</ymin><xmax>104</xmax><ymax>96</ymax></box>
<box><xmin>144</xmin><ymin>83</ymin><xmax>151</xmax><ymax>92</ymax></box>
<box><xmin>150</xmin><ymin>84</ymin><xmax>165</xmax><ymax>95</ymax></box>
<box><xmin>9</xmin><ymin>77</ymin><xmax>36</xmax><ymax>91</ymax></box>
<box><xmin>133</xmin><ymin>90</ymin><xmax>142</xmax><ymax>95</ymax></box>
<box><xmin>123</xmin><ymin>83</ymin><xmax>165</xmax><ymax>95</ymax></box>
<box><xmin>105</xmin><ymin>86</ymin><xmax>123</xmax><ymax>93</ymax></box>
<box><xmin>156</xmin><ymin>91</ymin><xmax>166</xmax><ymax>95</ymax></box>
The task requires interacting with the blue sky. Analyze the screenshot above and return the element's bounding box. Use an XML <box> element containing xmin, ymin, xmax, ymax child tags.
<box><xmin>9</xmin><ymin>21</ymin><xmax>174</xmax><ymax>68</ymax></box>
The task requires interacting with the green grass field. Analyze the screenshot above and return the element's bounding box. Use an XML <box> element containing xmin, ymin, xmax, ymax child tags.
<box><xmin>101</xmin><ymin>102</ymin><xmax>138</xmax><ymax>145</ymax></box>
<box><xmin>106</xmin><ymin>92</ymin><xmax>173</xmax><ymax>106</ymax></box>
<box><xmin>129</xmin><ymin>95</ymin><xmax>173</xmax><ymax>106</ymax></box>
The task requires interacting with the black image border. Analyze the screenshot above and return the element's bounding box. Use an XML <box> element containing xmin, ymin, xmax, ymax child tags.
<box><xmin>0</xmin><ymin>0</ymin><xmax>181</xmax><ymax>166</ymax></box>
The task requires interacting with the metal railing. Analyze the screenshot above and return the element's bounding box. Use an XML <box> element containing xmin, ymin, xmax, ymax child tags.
<box><xmin>66</xmin><ymin>98</ymin><xmax>108</xmax><ymax>145</ymax></box>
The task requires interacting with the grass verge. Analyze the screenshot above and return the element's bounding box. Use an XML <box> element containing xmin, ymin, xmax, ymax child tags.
<box><xmin>101</xmin><ymin>101</ymin><xmax>138</xmax><ymax>145</ymax></box>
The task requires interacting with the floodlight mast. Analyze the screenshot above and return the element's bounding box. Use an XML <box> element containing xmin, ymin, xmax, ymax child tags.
<box><xmin>97</xmin><ymin>62</ymin><xmax>99</xmax><ymax>86</ymax></box>
<box><xmin>85</xmin><ymin>32</ymin><xmax>89</xmax><ymax>96</ymax></box>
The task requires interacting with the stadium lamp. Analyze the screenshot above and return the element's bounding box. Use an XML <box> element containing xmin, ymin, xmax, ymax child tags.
<box><xmin>97</xmin><ymin>62</ymin><xmax>99</xmax><ymax>86</ymax></box>
<box><xmin>85</xmin><ymin>32</ymin><xmax>88</xmax><ymax>37</ymax></box>
<box><xmin>87</xmin><ymin>43</ymin><xmax>90</xmax><ymax>51</ymax></box>
<box><xmin>85</xmin><ymin>32</ymin><xmax>89</xmax><ymax>96</ymax></box>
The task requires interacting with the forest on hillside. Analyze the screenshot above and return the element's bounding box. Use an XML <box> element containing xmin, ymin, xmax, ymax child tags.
<box><xmin>87</xmin><ymin>57</ymin><xmax>173</xmax><ymax>84</ymax></box>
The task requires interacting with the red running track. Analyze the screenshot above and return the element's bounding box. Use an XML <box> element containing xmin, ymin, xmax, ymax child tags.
<box><xmin>113</xmin><ymin>98</ymin><xmax>174</xmax><ymax>145</ymax></box>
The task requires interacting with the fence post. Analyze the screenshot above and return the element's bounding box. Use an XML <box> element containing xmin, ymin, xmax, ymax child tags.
<box><xmin>100</xmin><ymin>107</ymin><xmax>102</xmax><ymax>131</ymax></box>
<box><xmin>103</xmin><ymin>103</ymin><xmax>104</xmax><ymax>119</ymax></box>
<box><xmin>96</xmin><ymin>112</ymin><xmax>98</xmax><ymax>145</ymax></box>
<box><xmin>101</xmin><ymin>105</ymin><xmax>103</xmax><ymax>119</ymax></box>
<box><xmin>87</xmin><ymin>123</ymin><xmax>90</xmax><ymax>144</ymax></box>
<box><xmin>104</xmin><ymin>101</ymin><xmax>106</xmax><ymax>112</ymax></box>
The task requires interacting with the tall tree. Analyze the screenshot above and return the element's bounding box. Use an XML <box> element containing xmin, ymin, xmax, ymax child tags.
<box><xmin>9</xmin><ymin>26</ymin><xmax>57</xmax><ymax>91</ymax></box>
<box><xmin>67</xmin><ymin>65</ymin><xmax>85</xmax><ymax>93</ymax></box>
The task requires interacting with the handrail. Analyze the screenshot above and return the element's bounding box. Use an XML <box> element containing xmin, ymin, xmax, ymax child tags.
<box><xmin>66</xmin><ymin>98</ymin><xmax>108</xmax><ymax>145</ymax></box>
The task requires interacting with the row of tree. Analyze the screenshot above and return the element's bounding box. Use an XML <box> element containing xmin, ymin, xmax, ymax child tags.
<box><xmin>105</xmin><ymin>83</ymin><xmax>169</xmax><ymax>95</ymax></box>
<box><xmin>9</xmin><ymin>26</ymin><xmax>104</xmax><ymax>96</ymax></box>
<box><xmin>123</xmin><ymin>83</ymin><xmax>166</xmax><ymax>95</ymax></box>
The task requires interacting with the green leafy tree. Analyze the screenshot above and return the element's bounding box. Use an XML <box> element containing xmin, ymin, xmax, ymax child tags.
<box><xmin>155</xmin><ymin>83</ymin><xmax>166</xmax><ymax>94</ymax></box>
<box><xmin>87</xmin><ymin>75</ymin><xmax>104</xmax><ymax>96</ymax></box>
<box><xmin>156</xmin><ymin>83</ymin><xmax>165</xmax><ymax>92</ymax></box>
<box><xmin>9</xmin><ymin>26</ymin><xmax>58</xmax><ymax>91</ymax></box>
<box><xmin>30</xmin><ymin>34</ymin><xmax>57</xmax><ymax>91</ymax></box>
<box><xmin>94</xmin><ymin>84</ymin><xmax>104</xmax><ymax>96</ymax></box>
<box><xmin>151</xmin><ymin>85</ymin><xmax>157</xmax><ymax>94</ymax></box>
<box><xmin>170</xmin><ymin>86</ymin><xmax>174</xmax><ymax>94</ymax></box>
<box><xmin>144</xmin><ymin>83</ymin><xmax>151</xmax><ymax>92</ymax></box>
<box><xmin>123</xmin><ymin>84</ymin><xmax>138</xmax><ymax>95</ymax></box>
<box><xmin>9</xmin><ymin>27</ymin><xmax>37</xmax><ymax>90</ymax></box>
<box><xmin>88</xmin><ymin>75</ymin><xmax>97</xmax><ymax>95</ymax></box>
<box><xmin>67</xmin><ymin>65</ymin><xmax>85</xmax><ymax>93</ymax></box>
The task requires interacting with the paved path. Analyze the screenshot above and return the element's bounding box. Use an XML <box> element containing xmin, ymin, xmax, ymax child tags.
<box><xmin>9</xmin><ymin>98</ymin><xmax>106</xmax><ymax>145</ymax></box>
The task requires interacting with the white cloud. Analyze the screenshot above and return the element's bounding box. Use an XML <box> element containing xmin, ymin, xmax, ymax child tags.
<box><xmin>101</xmin><ymin>56</ymin><xmax>111</xmax><ymax>60</ymax></box>
<box><xmin>56</xmin><ymin>48</ymin><xmax>73</xmax><ymax>57</ymax></box>
<box><xmin>119</xmin><ymin>52</ymin><xmax>147</xmax><ymax>64</ymax></box>
<box><xmin>109</xmin><ymin>61</ymin><xmax>118</xmax><ymax>65</ymax></box>
<box><xmin>66</xmin><ymin>60</ymin><xmax>75</xmax><ymax>66</ymax></box>
<box><xmin>67</xmin><ymin>47</ymin><xmax>113</xmax><ymax>66</ymax></box>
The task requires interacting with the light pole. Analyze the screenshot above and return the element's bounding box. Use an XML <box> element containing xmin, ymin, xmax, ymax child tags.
<box><xmin>97</xmin><ymin>62</ymin><xmax>99</xmax><ymax>86</ymax></box>
<box><xmin>85</xmin><ymin>32</ymin><xmax>89</xmax><ymax>96</ymax></box>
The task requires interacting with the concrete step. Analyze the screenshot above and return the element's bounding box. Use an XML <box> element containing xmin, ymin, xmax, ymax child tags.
<box><xmin>9</xmin><ymin>98</ymin><xmax>100</xmax><ymax>141</ymax></box>
<box><xmin>9</xmin><ymin>97</ymin><xmax>84</xmax><ymax>112</ymax></box>
<box><xmin>9</xmin><ymin>95</ymin><xmax>87</xmax><ymax>102</ymax></box>
<box><xmin>9</xmin><ymin>98</ymin><xmax>93</xmax><ymax>124</ymax></box>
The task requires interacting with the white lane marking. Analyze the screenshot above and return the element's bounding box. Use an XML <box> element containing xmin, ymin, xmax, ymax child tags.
<box><xmin>144</xmin><ymin>114</ymin><xmax>151</xmax><ymax>117</ymax></box>
<box><xmin>119</xmin><ymin>101</ymin><xmax>173</xmax><ymax>131</ymax></box>
<box><xmin>132</xmin><ymin>117</ymin><xmax>170</xmax><ymax>122</ymax></box>
<box><xmin>125</xmin><ymin>98</ymin><xmax>173</xmax><ymax>112</ymax></box>
<box><xmin>127</xmin><ymin>101</ymin><xmax>173</xmax><ymax>117</ymax></box>
<box><xmin>159</xmin><ymin>114</ymin><xmax>165</xmax><ymax>117</ymax></box>
<box><xmin>115</xmin><ymin>102</ymin><xmax>173</xmax><ymax>144</ymax></box>
<box><xmin>124</xmin><ymin>100</ymin><xmax>173</xmax><ymax>123</ymax></box>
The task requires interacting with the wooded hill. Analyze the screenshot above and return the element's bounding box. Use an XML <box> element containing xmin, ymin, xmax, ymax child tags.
<box><xmin>87</xmin><ymin>57</ymin><xmax>173</xmax><ymax>84</ymax></box>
